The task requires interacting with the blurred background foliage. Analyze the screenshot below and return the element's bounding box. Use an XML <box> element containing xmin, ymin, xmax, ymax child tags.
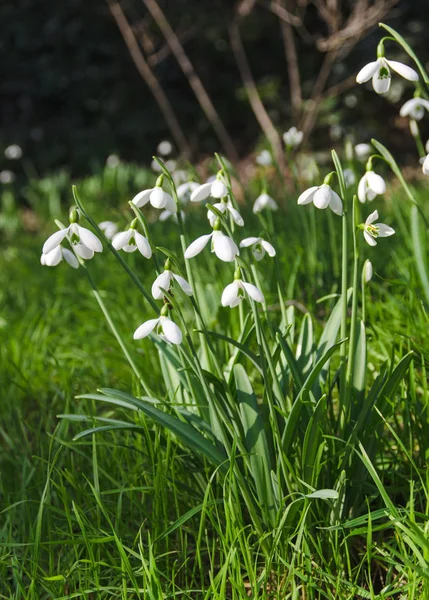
<box><xmin>1</xmin><ymin>0</ymin><xmax>428</xmax><ymax>190</ymax></box>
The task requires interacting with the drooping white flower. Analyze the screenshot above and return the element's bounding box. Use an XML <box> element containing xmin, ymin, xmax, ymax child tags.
<box><xmin>422</xmin><ymin>154</ymin><xmax>429</xmax><ymax>175</ymax></box>
<box><xmin>283</xmin><ymin>127</ymin><xmax>303</xmax><ymax>148</ymax></box>
<box><xmin>184</xmin><ymin>229</ymin><xmax>239</xmax><ymax>262</ymax></box>
<box><xmin>40</xmin><ymin>245</ymin><xmax>79</xmax><ymax>269</ymax></box>
<box><xmin>151</xmin><ymin>269</ymin><xmax>192</xmax><ymax>300</ymax></box>
<box><xmin>253</xmin><ymin>192</ymin><xmax>278</xmax><ymax>214</ymax></box>
<box><xmin>157</xmin><ymin>140</ymin><xmax>173</xmax><ymax>156</ymax></box>
<box><xmin>361</xmin><ymin>210</ymin><xmax>395</xmax><ymax>246</ymax></box>
<box><xmin>400</xmin><ymin>97</ymin><xmax>429</xmax><ymax>121</ymax></box>
<box><xmin>176</xmin><ymin>181</ymin><xmax>199</xmax><ymax>204</ymax></box>
<box><xmin>357</xmin><ymin>170</ymin><xmax>386</xmax><ymax>203</ymax></box>
<box><xmin>221</xmin><ymin>278</ymin><xmax>265</xmax><ymax>308</ymax></box>
<box><xmin>207</xmin><ymin>200</ymin><xmax>244</xmax><ymax>227</ymax></box>
<box><xmin>239</xmin><ymin>237</ymin><xmax>276</xmax><ymax>261</ymax></box>
<box><xmin>354</xmin><ymin>143</ymin><xmax>372</xmax><ymax>160</ymax></box>
<box><xmin>106</xmin><ymin>154</ymin><xmax>120</xmax><ymax>168</ymax></box>
<box><xmin>133</xmin><ymin>315</ymin><xmax>182</xmax><ymax>345</ymax></box>
<box><xmin>112</xmin><ymin>226</ymin><xmax>152</xmax><ymax>258</ymax></box>
<box><xmin>159</xmin><ymin>209</ymin><xmax>186</xmax><ymax>222</ymax></box>
<box><xmin>297</xmin><ymin>183</ymin><xmax>343</xmax><ymax>216</ymax></box>
<box><xmin>363</xmin><ymin>259</ymin><xmax>373</xmax><ymax>283</ymax></box>
<box><xmin>43</xmin><ymin>223</ymin><xmax>103</xmax><ymax>257</ymax></box>
<box><xmin>4</xmin><ymin>144</ymin><xmax>22</xmax><ymax>160</ymax></box>
<box><xmin>190</xmin><ymin>177</ymin><xmax>228</xmax><ymax>203</ymax></box>
<box><xmin>98</xmin><ymin>221</ymin><xmax>118</xmax><ymax>240</ymax></box>
<box><xmin>132</xmin><ymin>185</ymin><xmax>177</xmax><ymax>213</ymax></box>
<box><xmin>426</xmin><ymin>139</ymin><xmax>429</xmax><ymax>154</ymax></box>
<box><xmin>356</xmin><ymin>56</ymin><xmax>418</xmax><ymax>95</ymax></box>
<box><xmin>256</xmin><ymin>149</ymin><xmax>273</xmax><ymax>166</ymax></box>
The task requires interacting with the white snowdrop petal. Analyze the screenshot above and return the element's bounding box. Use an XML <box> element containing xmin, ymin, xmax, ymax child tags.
<box><xmin>159</xmin><ymin>210</ymin><xmax>172</xmax><ymax>222</ymax></box>
<box><xmin>253</xmin><ymin>193</ymin><xmax>277</xmax><ymax>213</ymax></box>
<box><xmin>376</xmin><ymin>223</ymin><xmax>395</xmax><ymax>237</ymax></box>
<box><xmin>62</xmin><ymin>248</ymin><xmax>79</xmax><ymax>269</ymax></box>
<box><xmin>184</xmin><ymin>233</ymin><xmax>212</xmax><ymax>258</ymax></box>
<box><xmin>356</xmin><ymin>61</ymin><xmax>379</xmax><ymax>83</ymax></box>
<box><xmin>261</xmin><ymin>240</ymin><xmax>276</xmax><ymax>257</ymax></box>
<box><xmin>135</xmin><ymin>231</ymin><xmax>152</xmax><ymax>258</ymax></box>
<box><xmin>213</xmin><ymin>233</ymin><xmax>239</xmax><ymax>262</ymax></box>
<box><xmin>211</xmin><ymin>180</ymin><xmax>228</xmax><ymax>198</ymax></box>
<box><xmin>161</xmin><ymin>318</ymin><xmax>182</xmax><ymax>345</ymax></box>
<box><xmin>386</xmin><ymin>60</ymin><xmax>419</xmax><ymax>81</ymax></box>
<box><xmin>173</xmin><ymin>274</ymin><xmax>193</xmax><ymax>296</ymax></box>
<box><xmin>366</xmin><ymin>171</ymin><xmax>386</xmax><ymax>195</ymax></box>
<box><xmin>152</xmin><ymin>270</ymin><xmax>173</xmax><ymax>299</ymax></box>
<box><xmin>73</xmin><ymin>243</ymin><xmax>94</xmax><ymax>259</ymax></box>
<box><xmin>328</xmin><ymin>190</ymin><xmax>343</xmax><ymax>216</ymax></box>
<box><xmin>190</xmin><ymin>182</ymin><xmax>212</xmax><ymax>203</ymax></box>
<box><xmin>44</xmin><ymin>246</ymin><xmax>63</xmax><ymax>266</ymax></box>
<box><xmin>364</xmin><ymin>260</ymin><xmax>373</xmax><ymax>283</ymax></box>
<box><xmin>400</xmin><ymin>98</ymin><xmax>417</xmax><ymax>117</ymax></box>
<box><xmin>242</xmin><ymin>282</ymin><xmax>265</xmax><ymax>303</ymax></box>
<box><xmin>163</xmin><ymin>192</ymin><xmax>177</xmax><ymax>213</ymax></box>
<box><xmin>221</xmin><ymin>282</ymin><xmax>239</xmax><ymax>307</ymax></box>
<box><xmin>133</xmin><ymin>318</ymin><xmax>160</xmax><ymax>340</ymax></box>
<box><xmin>150</xmin><ymin>187</ymin><xmax>167</xmax><ymax>209</ymax></box>
<box><xmin>240</xmin><ymin>237</ymin><xmax>259</xmax><ymax>248</ymax></box>
<box><xmin>112</xmin><ymin>230</ymin><xmax>132</xmax><ymax>250</ymax></box>
<box><xmin>228</xmin><ymin>206</ymin><xmax>244</xmax><ymax>226</ymax></box>
<box><xmin>132</xmin><ymin>189</ymin><xmax>152</xmax><ymax>207</ymax></box>
<box><xmin>313</xmin><ymin>184</ymin><xmax>332</xmax><ymax>209</ymax></box>
<box><xmin>372</xmin><ymin>71</ymin><xmax>391</xmax><ymax>94</ymax></box>
<box><xmin>77</xmin><ymin>226</ymin><xmax>103</xmax><ymax>252</ymax></box>
<box><xmin>422</xmin><ymin>154</ymin><xmax>429</xmax><ymax>175</ymax></box>
<box><xmin>42</xmin><ymin>228</ymin><xmax>68</xmax><ymax>254</ymax></box>
<box><xmin>357</xmin><ymin>176</ymin><xmax>368</xmax><ymax>203</ymax></box>
<box><xmin>366</xmin><ymin>210</ymin><xmax>379</xmax><ymax>225</ymax></box>
<box><xmin>363</xmin><ymin>231</ymin><xmax>377</xmax><ymax>246</ymax></box>
<box><xmin>297</xmin><ymin>186</ymin><xmax>318</xmax><ymax>205</ymax></box>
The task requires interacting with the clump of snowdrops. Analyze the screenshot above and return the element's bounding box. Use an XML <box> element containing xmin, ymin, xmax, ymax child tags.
<box><xmin>40</xmin><ymin>24</ymin><xmax>429</xmax><ymax>550</ymax></box>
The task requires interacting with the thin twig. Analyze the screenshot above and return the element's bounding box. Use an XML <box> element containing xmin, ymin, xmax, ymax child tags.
<box><xmin>106</xmin><ymin>0</ymin><xmax>191</xmax><ymax>157</ymax></box>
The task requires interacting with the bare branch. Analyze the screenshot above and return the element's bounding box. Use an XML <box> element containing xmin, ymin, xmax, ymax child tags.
<box><xmin>142</xmin><ymin>0</ymin><xmax>239</xmax><ymax>162</ymax></box>
<box><xmin>106</xmin><ymin>0</ymin><xmax>191</xmax><ymax>157</ymax></box>
<box><xmin>277</xmin><ymin>0</ymin><xmax>302</xmax><ymax>121</ymax></box>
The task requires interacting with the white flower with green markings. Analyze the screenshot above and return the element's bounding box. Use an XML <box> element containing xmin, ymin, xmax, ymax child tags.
<box><xmin>297</xmin><ymin>175</ymin><xmax>343</xmax><ymax>215</ymax></box>
<box><xmin>357</xmin><ymin>169</ymin><xmax>386</xmax><ymax>203</ymax></box>
<box><xmin>190</xmin><ymin>174</ymin><xmax>228</xmax><ymax>203</ymax></box>
<box><xmin>221</xmin><ymin>270</ymin><xmax>265</xmax><ymax>308</ymax></box>
<box><xmin>41</xmin><ymin>246</ymin><xmax>79</xmax><ymax>269</ymax></box>
<box><xmin>400</xmin><ymin>97</ymin><xmax>429</xmax><ymax>121</ymax></box>
<box><xmin>356</xmin><ymin>43</ymin><xmax>418</xmax><ymax>94</ymax></box>
<box><xmin>184</xmin><ymin>223</ymin><xmax>239</xmax><ymax>263</ymax></box>
<box><xmin>360</xmin><ymin>210</ymin><xmax>395</xmax><ymax>246</ymax></box>
<box><xmin>112</xmin><ymin>220</ymin><xmax>152</xmax><ymax>258</ymax></box>
<box><xmin>133</xmin><ymin>311</ymin><xmax>182</xmax><ymax>345</ymax></box>
<box><xmin>207</xmin><ymin>200</ymin><xmax>244</xmax><ymax>227</ymax></box>
<box><xmin>43</xmin><ymin>213</ymin><xmax>103</xmax><ymax>260</ymax></box>
<box><xmin>132</xmin><ymin>176</ymin><xmax>177</xmax><ymax>213</ymax></box>
<box><xmin>253</xmin><ymin>192</ymin><xmax>278</xmax><ymax>214</ymax></box>
<box><xmin>151</xmin><ymin>261</ymin><xmax>192</xmax><ymax>300</ymax></box>
<box><xmin>239</xmin><ymin>237</ymin><xmax>276</xmax><ymax>261</ymax></box>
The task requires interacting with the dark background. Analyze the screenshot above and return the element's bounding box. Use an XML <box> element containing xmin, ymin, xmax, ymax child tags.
<box><xmin>1</xmin><ymin>0</ymin><xmax>428</xmax><ymax>179</ymax></box>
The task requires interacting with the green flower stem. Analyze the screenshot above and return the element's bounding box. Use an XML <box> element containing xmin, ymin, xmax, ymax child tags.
<box><xmin>83</xmin><ymin>264</ymin><xmax>153</xmax><ymax>397</ymax></box>
<box><xmin>410</xmin><ymin>120</ymin><xmax>426</xmax><ymax>158</ymax></box>
<box><xmin>345</xmin><ymin>197</ymin><xmax>360</xmax><ymax>410</ymax></box>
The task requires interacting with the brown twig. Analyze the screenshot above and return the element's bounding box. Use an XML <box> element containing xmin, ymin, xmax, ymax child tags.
<box><xmin>106</xmin><ymin>0</ymin><xmax>191</xmax><ymax>157</ymax></box>
<box><xmin>142</xmin><ymin>0</ymin><xmax>239</xmax><ymax>162</ymax></box>
<box><xmin>277</xmin><ymin>0</ymin><xmax>302</xmax><ymax>122</ymax></box>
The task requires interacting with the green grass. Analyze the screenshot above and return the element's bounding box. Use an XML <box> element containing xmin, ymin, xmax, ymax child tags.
<box><xmin>1</xmin><ymin>158</ymin><xmax>429</xmax><ymax>599</ymax></box>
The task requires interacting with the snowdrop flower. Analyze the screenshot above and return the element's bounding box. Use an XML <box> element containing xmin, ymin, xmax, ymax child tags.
<box><xmin>40</xmin><ymin>245</ymin><xmax>79</xmax><ymax>269</ymax></box>
<box><xmin>43</xmin><ymin>218</ymin><xmax>102</xmax><ymax>259</ymax></box>
<box><xmin>422</xmin><ymin>154</ymin><xmax>429</xmax><ymax>175</ymax></box>
<box><xmin>425</xmin><ymin>139</ymin><xmax>429</xmax><ymax>154</ymax></box>
<box><xmin>190</xmin><ymin>173</ymin><xmax>228</xmax><ymax>203</ymax></box>
<box><xmin>400</xmin><ymin>97</ymin><xmax>429</xmax><ymax>121</ymax></box>
<box><xmin>151</xmin><ymin>261</ymin><xmax>192</xmax><ymax>299</ymax></box>
<box><xmin>106</xmin><ymin>154</ymin><xmax>120</xmax><ymax>168</ymax></box>
<box><xmin>363</xmin><ymin>259</ymin><xmax>373</xmax><ymax>283</ymax></box>
<box><xmin>157</xmin><ymin>140</ymin><xmax>173</xmax><ymax>156</ymax></box>
<box><xmin>239</xmin><ymin>237</ymin><xmax>276</xmax><ymax>261</ymax></box>
<box><xmin>134</xmin><ymin>312</ymin><xmax>182</xmax><ymax>345</ymax></box>
<box><xmin>4</xmin><ymin>144</ymin><xmax>22</xmax><ymax>160</ymax></box>
<box><xmin>98</xmin><ymin>221</ymin><xmax>118</xmax><ymax>240</ymax></box>
<box><xmin>354</xmin><ymin>143</ymin><xmax>372</xmax><ymax>161</ymax></box>
<box><xmin>343</xmin><ymin>168</ymin><xmax>356</xmax><ymax>187</ymax></box>
<box><xmin>357</xmin><ymin>169</ymin><xmax>386</xmax><ymax>203</ymax></box>
<box><xmin>360</xmin><ymin>210</ymin><xmax>395</xmax><ymax>246</ymax></box>
<box><xmin>207</xmin><ymin>200</ymin><xmax>244</xmax><ymax>227</ymax></box>
<box><xmin>184</xmin><ymin>225</ymin><xmax>239</xmax><ymax>263</ymax></box>
<box><xmin>356</xmin><ymin>44</ymin><xmax>418</xmax><ymax>94</ymax></box>
<box><xmin>256</xmin><ymin>149</ymin><xmax>273</xmax><ymax>166</ymax></box>
<box><xmin>283</xmin><ymin>127</ymin><xmax>303</xmax><ymax>148</ymax></box>
<box><xmin>0</xmin><ymin>170</ymin><xmax>15</xmax><ymax>184</ymax></box>
<box><xmin>297</xmin><ymin>176</ymin><xmax>343</xmax><ymax>215</ymax></box>
<box><xmin>159</xmin><ymin>209</ymin><xmax>185</xmax><ymax>222</ymax></box>
<box><xmin>132</xmin><ymin>176</ymin><xmax>177</xmax><ymax>213</ymax></box>
<box><xmin>176</xmin><ymin>181</ymin><xmax>199</xmax><ymax>204</ymax></box>
<box><xmin>112</xmin><ymin>221</ymin><xmax>152</xmax><ymax>258</ymax></box>
<box><xmin>253</xmin><ymin>192</ymin><xmax>278</xmax><ymax>214</ymax></box>
<box><xmin>221</xmin><ymin>270</ymin><xmax>265</xmax><ymax>308</ymax></box>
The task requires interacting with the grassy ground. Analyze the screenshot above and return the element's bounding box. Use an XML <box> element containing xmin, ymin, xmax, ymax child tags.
<box><xmin>1</xmin><ymin>162</ymin><xmax>429</xmax><ymax>599</ymax></box>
